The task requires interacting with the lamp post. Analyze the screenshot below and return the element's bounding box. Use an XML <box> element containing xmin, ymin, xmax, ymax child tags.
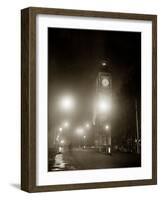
<box><xmin>83</xmin><ymin>135</ymin><xmax>86</xmax><ymax>149</ymax></box>
<box><xmin>53</xmin><ymin>95</ymin><xmax>75</xmax><ymax>148</ymax></box>
<box><xmin>105</xmin><ymin>124</ymin><xmax>111</xmax><ymax>155</ymax></box>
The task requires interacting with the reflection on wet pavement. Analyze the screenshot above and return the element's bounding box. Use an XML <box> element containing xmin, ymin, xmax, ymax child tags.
<box><xmin>49</xmin><ymin>147</ymin><xmax>141</xmax><ymax>171</ymax></box>
<box><xmin>50</xmin><ymin>153</ymin><xmax>76</xmax><ymax>171</ymax></box>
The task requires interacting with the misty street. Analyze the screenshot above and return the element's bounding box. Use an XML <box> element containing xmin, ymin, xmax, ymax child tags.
<box><xmin>48</xmin><ymin>28</ymin><xmax>141</xmax><ymax>172</ymax></box>
<box><xmin>49</xmin><ymin>147</ymin><xmax>141</xmax><ymax>171</ymax></box>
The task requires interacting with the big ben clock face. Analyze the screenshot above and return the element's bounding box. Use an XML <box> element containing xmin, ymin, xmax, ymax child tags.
<box><xmin>102</xmin><ymin>78</ymin><xmax>109</xmax><ymax>87</ymax></box>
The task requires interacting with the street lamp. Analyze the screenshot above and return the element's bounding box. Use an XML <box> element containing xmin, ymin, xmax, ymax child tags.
<box><xmin>76</xmin><ymin>128</ymin><xmax>84</xmax><ymax>135</ymax></box>
<box><xmin>59</xmin><ymin>127</ymin><xmax>63</xmax><ymax>132</ymax></box>
<box><xmin>83</xmin><ymin>135</ymin><xmax>86</xmax><ymax>149</ymax></box>
<box><xmin>98</xmin><ymin>100</ymin><xmax>108</xmax><ymax>112</ymax></box>
<box><xmin>98</xmin><ymin>99</ymin><xmax>111</xmax><ymax>113</ymax></box>
<box><xmin>60</xmin><ymin>95</ymin><xmax>74</xmax><ymax>111</ymax></box>
<box><xmin>85</xmin><ymin>123</ymin><xmax>90</xmax><ymax>128</ymax></box>
<box><xmin>105</xmin><ymin>124</ymin><xmax>111</xmax><ymax>155</ymax></box>
<box><xmin>60</xmin><ymin>139</ymin><xmax>65</xmax><ymax>145</ymax></box>
<box><xmin>105</xmin><ymin>125</ymin><xmax>109</xmax><ymax>130</ymax></box>
<box><xmin>64</xmin><ymin>121</ymin><xmax>69</xmax><ymax>128</ymax></box>
<box><xmin>101</xmin><ymin>62</ymin><xmax>107</xmax><ymax>67</ymax></box>
<box><xmin>56</xmin><ymin>135</ymin><xmax>60</xmax><ymax>141</ymax></box>
<box><xmin>54</xmin><ymin>95</ymin><xmax>74</xmax><ymax>146</ymax></box>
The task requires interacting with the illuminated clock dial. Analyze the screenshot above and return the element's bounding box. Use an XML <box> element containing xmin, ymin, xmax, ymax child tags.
<box><xmin>102</xmin><ymin>78</ymin><xmax>109</xmax><ymax>87</ymax></box>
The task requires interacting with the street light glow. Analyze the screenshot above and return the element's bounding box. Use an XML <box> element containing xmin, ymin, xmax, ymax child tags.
<box><xmin>76</xmin><ymin>128</ymin><xmax>84</xmax><ymax>135</ymax></box>
<box><xmin>98</xmin><ymin>100</ymin><xmax>108</xmax><ymax>111</ymax></box>
<box><xmin>56</xmin><ymin>135</ymin><xmax>60</xmax><ymax>141</ymax></box>
<box><xmin>60</xmin><ymin>96</ymin><xmax>74</xmax><ymax>111</ymax></box>
<box><xmin>108</xmin><ymin>146</ymin><xmax>111</xmax><ymax>154</ymax></box>
<box><xmin>85</xmin><ymin>123</ymin><xmax>90</xmax><ymax>128</ymax></box>
<box><xmin>98</xmin><ymin>99</ymin><xmax>111</xmax><ymax>113</ymax></box>
<box><xmin>60</xmin><ymin>139</ymin><xmax>65</xmax><ymax>144</ymax></box>
<box><xmin>102</xmin><ymin>62</ymin><xmax>107</xmax><ymax>66</ymax></box>
<box><xmin>59</xmin><ymin>127</ymin><xmax>63</xmax><ymax>132</ymax></box>
<box><xmin>83</xmin><ymin>135</ymin><xmax>86</xmax><ymax>139</ymax></box>
<box><xmin>64</xmin><ymin>121</ymin><xmax>69</xmax><ymax>127</ymax></box>
<box><xmin>105</xmin><ymin>125</ymin><xmax>109</xmax><ymax>130</ymax></box>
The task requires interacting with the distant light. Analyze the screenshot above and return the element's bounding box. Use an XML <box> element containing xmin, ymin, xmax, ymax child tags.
<box><xmin>76</xmin><ymin>128</ymin><xmax>84</xmax><ymax>135</ymax></box>
<box><xmin>98</xmin><ymin>100</ymin><xmax>108</xmax><ymax>112</ymax></box>
<box><xmin>60</xmin><ymin>96</ymin><xmax>74</xmax><ymax>111</ymax></box>
<box><xmin>105</xmin><ymin>125</ymin><xmax>109</xmax><ymax>130</ymax></box>
<box><xmin>59</xmin><ymin>127</ymin><xmax>63</xmax><ymax>132</ymax></box>
<box><xmin>59</xmin><ymin>147</ymin><xmax>62</xmax><ymax>152</ymax></box>
<box><xmin>98</xmin><ymin>99</ymin><xmax>110</xmax><ymax>112</ymax></box>
<box><xmin>56</xmin><ymin>135</ymin><xmax>60</xmax><ymax>141</ymax></box>
<box><xmin>60</xmin><ymin>139</ymin><xmax>65</xmax><ymax>144</ymax></box>
<box><xmin>86</xmin><ymin>123</ymin><xmax>90</xmax><ymax>128</ymax></box>
<box><xmin>64</xmin><ymin>121</ymin><xmax>69</xmax><ymax>128</ymax></box>
<box><xmin>102</xmin><ymin>62</ymin><xmax>107</xmax><ymax>66</ymax></box>
<box><xmin>108</xmin><ymin>147</ymin><xmax>111</xmax><ymax>154</ymax></box>
<box><xmin>83</xmin><ymin>135</ymin><xmax>86</xmax><ymax>139</ymax></box>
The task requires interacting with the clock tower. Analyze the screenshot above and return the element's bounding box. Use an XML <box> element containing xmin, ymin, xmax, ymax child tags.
<box><xmin>94</xmin><ymin>59</ymin><xmax>112</xmax><ymax>155</ymax></box>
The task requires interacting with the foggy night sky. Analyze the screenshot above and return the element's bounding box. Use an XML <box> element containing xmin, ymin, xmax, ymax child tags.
<box><xmin>48</xmin><ymin>28</ymin><xmax>141</xmax><ymax>144</ymax></box>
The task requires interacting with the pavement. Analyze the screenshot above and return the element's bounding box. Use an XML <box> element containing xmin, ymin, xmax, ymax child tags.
<box><xmin>49</xmin><ymin>147</ymin><xmax>141</xmax><ymax>171</ymax></box>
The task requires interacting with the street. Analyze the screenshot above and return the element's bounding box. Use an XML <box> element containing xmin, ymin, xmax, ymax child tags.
<box><xmin>49</xmin><ymin>147</ymin><xmax>141</xmax><ymax>171</ymax></box>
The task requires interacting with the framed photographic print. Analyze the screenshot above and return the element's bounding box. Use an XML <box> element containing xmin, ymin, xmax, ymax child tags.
<box><xmin>21</xmin><ymin>7</ymin><xmax>157</xmax><ymax>192</ymax></box>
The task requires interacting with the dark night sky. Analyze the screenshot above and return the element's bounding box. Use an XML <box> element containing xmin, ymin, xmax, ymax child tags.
<box><xmin>48</xmin><ymin>28</ymin><xmax>141</xmax><ymax>144</ymax></box>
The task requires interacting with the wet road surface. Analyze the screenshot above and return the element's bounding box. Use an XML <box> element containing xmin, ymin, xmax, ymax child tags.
<box><xmin>49</xmin><ymin>147</ymin><xmax>141</xmax><ymax>171</ymax></box>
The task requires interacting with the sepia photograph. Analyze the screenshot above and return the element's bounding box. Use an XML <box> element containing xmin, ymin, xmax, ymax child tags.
<box><xmin>48</xmin><ymin>28</ymin><xmax>141</xmax><ymax>171</ymax></box>
<box><xmin>21</xmin><ymin>7</ymin><xmax>157</xmax><ymax>192</ymax></box>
